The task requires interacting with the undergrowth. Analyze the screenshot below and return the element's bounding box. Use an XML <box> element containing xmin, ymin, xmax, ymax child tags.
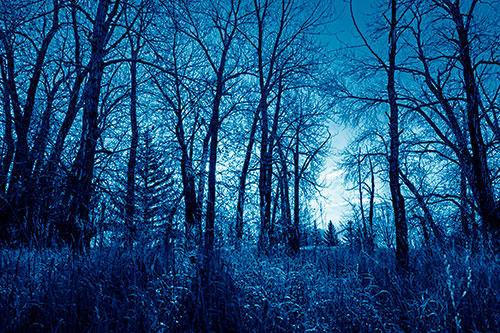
<box><xmin>1</xmin><ymin>243</ymin><xmax>500</xmax><ymax>332</ymax></box>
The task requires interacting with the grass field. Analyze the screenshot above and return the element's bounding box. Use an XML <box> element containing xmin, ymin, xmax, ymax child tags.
<box><xmin>1</xmin><ymin>244</ymin><xmax>500</xmax><ymax>331</ymax></box>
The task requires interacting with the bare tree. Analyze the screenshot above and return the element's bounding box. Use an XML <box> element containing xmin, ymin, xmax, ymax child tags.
<box><xmin>242</xmin><ymin>0</ymin><xmax>324</xmax><ymax>252</ymax></box>
<box><xmin>63</xmin><ymin>0</ymin><xmax>123</xmax><ymax>250</ymax></box>
<box><xmin>0</xmin><ymin>0</ymin><xmax>61</xmax><ymax>244</ymax></box>
<box><xmin>163</xmin><ymin>0</ymin><xmax>245</xmax><ymax>254</ymax></box>
<box><xmin>387</xmin><ymin>0</ymin><xmax>408</xmax><ymax>269</ymax></box>
<box><xmin>123</xmin><ymin>0</ymin><xmax>152</xmax><ymax>244</ymax></box>
<box><xmin>349</xmin><ymin>0</ymin><xmax>409</xmax><ymax>269</ymax></box>
<box><xmin>402</xmin><ymin>0</ymin><xmax>500</xmax><ymax>243</ymax></box>
<box><xmin>288</xmin><ymin>92</ymin><xmax>330</xmax><ymax>253</ymax></box>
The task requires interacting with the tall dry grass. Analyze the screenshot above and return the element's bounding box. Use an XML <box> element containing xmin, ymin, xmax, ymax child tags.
<box><xmin>1</xmin><ymin>243</ymin><xmax>499</xmax><ymax>331</ymax></box>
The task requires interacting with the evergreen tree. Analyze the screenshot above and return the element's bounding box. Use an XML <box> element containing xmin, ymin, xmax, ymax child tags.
<box><xmin>111</xmin><ymin>128</ymin><xmax>178</xmax><ymax>247</ymax></box>
<box><xmin>324</xmin><ymin>220</ymin><xmax>339</xmax><ymax>247</ymax></box>
<box><xmin>134</xmin><ymin>128</ymin><xmax>177</xmax><ymax>245</ymax></box>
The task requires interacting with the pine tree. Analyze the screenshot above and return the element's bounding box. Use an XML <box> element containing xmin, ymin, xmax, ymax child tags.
<box><xmin>135</xmin><ymin>129</ymin><xmax>177</xmax><ymax>244</ymax></box>
<box><xmin>324</xmin><ymin>220</ymin><xmax>339</xmax><ymax>247</ymax></box>
<box><xmin>115</xmin><ymin>128</ymin><xmax>178</xmax><ymax>246</ymax></box>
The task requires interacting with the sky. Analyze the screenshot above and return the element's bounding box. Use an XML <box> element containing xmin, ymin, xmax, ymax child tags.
<box><xmin>311</xmin><ymin>0</ymin><xmax>375</xmax><ymax>229</ymax></box>
<box><xmin>326</xmin><ymin>0</ymin><xmax>373</xmax><ymax>49</ymax></box>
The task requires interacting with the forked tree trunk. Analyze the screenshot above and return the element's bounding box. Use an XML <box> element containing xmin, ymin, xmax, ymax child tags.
<box><xmin>64</xmin><ymin>0</ymin><xmax>119</xmax><ymax>251</ymax></box>
<box><xmin>400</xmin><ymin>171</ymin><xmax>443</xmax><ymax>244</ymax></box>
<box><xmin>446</xmin><ymin>0</ymin><xmax>500</xmax><ymax>237</ymax></box>
<box><xmin>0</xmin><ymin>0</ymin><xmax>60</xmax><ymax>244</ymax></box>
<box><xmin>46</xmin><ymin>2</ymin><xmax>85</xmax><ymax>173</ymax></box>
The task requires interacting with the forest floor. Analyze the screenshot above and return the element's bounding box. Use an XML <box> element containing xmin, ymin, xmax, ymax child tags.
<box><xmin>1</xmin><ymin>243</ymin><xmax>500</xmax><ymax>332</ymax></box>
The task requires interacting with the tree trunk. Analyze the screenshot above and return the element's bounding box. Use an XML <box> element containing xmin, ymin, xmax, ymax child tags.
<box><xmin>400</xmin><ymin>171</ymin><xmax>443</xmax><ymax>244</ymax></box>
<box><xmin>367</xmin><ymin>157</ymin><xmax>375</xmax><ymax>253</ymax></box>
<box><xmin>125</xmin><ymin>37</ymin><xmax>140</xmax><ymax>244</ymax></box>
<box><xmin>196</xmin><ymin>131</ymin><xmax>210</xmax><ymax>244</ymax></box>
<box><xmin>181</xmin><ymin>151</ymin><xmax>199</xmax><ymax>250</ymax></box>
<box><xmin>170</xmin><ymin>58</ymin><xmax>200</xmax><ymax>250</ymax></box>
<box><xmin>357</xmin><ymin>151</ymin><xmax>368</xmax><ymax>247</ymax></box>
<box><xmin>6</xmin><ymin>1</ymin><xmax>59</xmax><ymax>200</ymax></box>
<box><xmin>205</xmin><ymin>74</ymin><xmax>224</xmax><ymax>255</ymax></box>
<box><xmin>278</xmin><ymin>144</ymin><xmax>291</xmax><ymax>250</ymax></box>
<box><xmin>30</xmin><ymin>81</ymin><xmax>62</xmax><ymax>181</ymax></box>
<box><xmin>63</xmin><ymin>0</ymin><xmax>117</xmax><ymax>251</ymax></box>
<box><xmin>388</xmin><ymin>0</ymin><xmax>408</xmax><ymax>270</ymax></box>
<box><xmin>39</xmin><ymin>4</ymin><xmax>84</xmax><ymax>244</ymax></box>
<box><xmin>460</xmin><ymin>163</ymin><xmax>470</xmax><ymax>240</ymax></box>
<box><xmin>446</xmin><ymin>1</ymin><xmax>500</xmax><ymax>236</ymax></box>
<box><xmin>235</xmin><ymin>109</ymin><xmax>259</xmax><ymax>250</ymax></box>
<box><xmin>0</xmin><ymin>1</ymin><xmax>60</xmax><ymax>244</ymax></box>
<box><xmin>0</xmin><ymin>60</ymin><xmax>14</xmax><ymax>243</ymax></box>
<box><xmin>258</xmin><ymin>97</ymin><xmax>272</xmax><ymax>253</ymax></box>
<box><xmin>291</xmin><ymin>126</ymin><xmax>300</xmax><ymax>254</ymax></box>
<box><xmin>259</xmin><ymin>77</ymin><xmax>283</xmax><ymax>252</ymax></box>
